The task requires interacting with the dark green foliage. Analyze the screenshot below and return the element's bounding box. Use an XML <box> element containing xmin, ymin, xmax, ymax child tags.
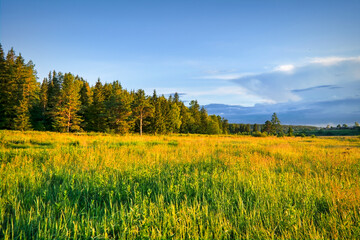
<box><xmin>105</xmin><ymin>81</ymin><xmax>133</xmax><ymax>134</ymax></box>
<box><xmin>0</xmin><ymin>45</ymin><xmax>228</xmax><ymax>134</ymax></box>
<box><xmin>271</xmin><ymin>112</ymin><xmax>283</xmax><ymax>135</ymax></box>
<box><xmin>132</xmin><ymin>89</ymin><xmax>153</xmax><ymax>135</ymax></box>
<box><xmin>262</xmin><ymin>120</ymin><xmax>273</xmax><ymax>134</ymax></box>
<box><xmin>87</xmin><ymin>79</ymin><xmax>107</xmax><ymax>132</ymax></box>
<box><xmin>288</xmin><ymin>126</ymin><xmax>294</xmax><ymax>136</ymax></box>
<box><xmin>0</xmin><ymin>47</ymin><xmax>38</xmax><ymax>130</ymax></box>
<box><xmin>52</xmin><ymin>73</ymin><xmax>82</xmax><ymax>132</ymax></box>
<box><xmin>46</xmin><ymin>71</ymin><xmax>62</xmax><ymax>130</ymax></box>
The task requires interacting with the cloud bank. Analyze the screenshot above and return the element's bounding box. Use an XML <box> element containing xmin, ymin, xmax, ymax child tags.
<box><xmin>201</xmin><ymin>56</ymin><xmax>360</xmax><ymax>125</ymax></box>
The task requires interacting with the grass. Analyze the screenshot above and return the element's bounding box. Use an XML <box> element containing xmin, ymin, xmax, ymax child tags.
<box><xmin>0</xmin><ymin>130</ymin><xmax>359</xmax><ymax>239</ymax></box>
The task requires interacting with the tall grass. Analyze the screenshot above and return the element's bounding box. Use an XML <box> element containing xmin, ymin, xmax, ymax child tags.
<box><xmin>0</xmin><ymin>130</ymin><xmax>359</xmax><ymax>239</ymax></box>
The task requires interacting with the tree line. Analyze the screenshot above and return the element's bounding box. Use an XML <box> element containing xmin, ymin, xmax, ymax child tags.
<box><xmin>0</xmin><ymin>45</ymin><xmax>229</xmax><ymax>135</ymax></box>
<box><xmin>229</xmin><ymin>113</ymin><xmax>298</xmax><ymax>137</ymax></box>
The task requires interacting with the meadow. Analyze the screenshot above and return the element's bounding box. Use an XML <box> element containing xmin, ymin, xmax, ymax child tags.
<box><xmin>0</xmin><ymin>130</ymin><xmax>359</xmax><ymax>239</ymax></box>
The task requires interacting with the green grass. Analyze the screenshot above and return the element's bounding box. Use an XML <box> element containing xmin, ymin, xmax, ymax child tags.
<box><xmin>0</xmin><ymin>130</ymin><xmax>359</xmax><ymax>239</ymax></box>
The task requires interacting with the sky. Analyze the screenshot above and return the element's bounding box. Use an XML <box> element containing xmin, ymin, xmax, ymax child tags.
<box><xmin>1</xmin><ymin>0</ymin><xmax>360</xmax><ymax>126</ymax></box>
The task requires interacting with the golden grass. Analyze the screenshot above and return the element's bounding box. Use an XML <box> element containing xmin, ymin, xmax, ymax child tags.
<box><xmin>0</xmin><ymin>130</ymin><xmax>359</xmax><ymax>239</ymax></box>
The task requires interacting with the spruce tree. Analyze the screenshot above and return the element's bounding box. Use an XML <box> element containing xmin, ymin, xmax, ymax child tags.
<box><xmin>88</xmin><ymin>78</ymin><xmax>106</xmax><ymax>132</ymax></box>
<box><xmin>1</xmin><ymin>48</ymin><xmax>17</xmax><ymax>129</ymax></box>
<box><xmin>200</xmin><ymin>106</ymin><xmax>209</xmax><ymax>134</ymax></box>
<box><xmin>46</xmin><ymin>71</ymin><xmax>62</xmax><ymax>130</ymax></box>
<box><xmin>132</xmin><ymin>89</ymin><xmax>153</xmax><ymax>135</ymax></box>
<box><xmin>271</xmin><ymin>112</ymin><xmax>282</xmax><ymax>135</ymax></box>
<box><xmin>53</xmin><ymin>73</ymin><xmax>82</xmax><ymax>132</ymax></box>
<box><xmin>12</xmin><ymin>54</ymin><xmax>38</xmax><ymax>130</ymax></box>
<box><xmin>262</xmin><ymin>120</ymin><xmax>272</xmax><ymax>134</ymax></box>
<box><xmin>167</xmin><ymin>102</ymin><xmax>182</xmax><ymax>133</ymax></box>
<box><xmin>207</xmin><ymin>115</ymin><xmax>221</xmax><ymax>134</ymax></box>
<box><xmin>79</xmin><ymin>80</ymin><xmax>92</xmax><ymax>131</ymax></box>
<box><xmin>189</xmin><ymin>100</ymin><xmax>201</xmax><ymax>133</ymax></box>
<box><xmin>106</xmin><ymin>81</ymin><xmax>132</xmax><ymax>134</ymax></box>
<box><xmin>0</xmin><ymin>44</ymin><xmax>7</xmax><ymax>128</ymax></box>
<box><xmin>39</xmin><ymin>78</ymin><xmax>49</xmax><ymax>128</ymax></box>
<box><xmin>179</xmin><ymin>102</ymin><xmax>190</xmax><ymax>133</ymax></box>
<box><xmin>287</xmin><ymin>126</ymin><xmax>294</xmax><ymax>136</ymax></box>
<box><xmin>151</xmin><ymin>92</ymin><xmax>166</xmax><ymax>134</ymax></box>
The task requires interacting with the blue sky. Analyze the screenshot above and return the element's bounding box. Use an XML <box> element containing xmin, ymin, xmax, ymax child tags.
<box><xmin>1</xmin><ymin>0</ymin><xmax>360</xmax><ymax>125</ymax></box>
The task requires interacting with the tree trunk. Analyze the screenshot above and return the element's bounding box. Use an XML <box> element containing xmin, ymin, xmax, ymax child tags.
<box><xmin>140</xmin><ymin>111</ymin><xmax>143</xmax><ymax>136</ymax></box>
<box><xmin>67</xmin><ymin>111</ymin><xmax>71</xmax><ymax>133</ymax></box>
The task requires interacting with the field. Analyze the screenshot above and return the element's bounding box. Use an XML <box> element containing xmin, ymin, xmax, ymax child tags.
<box><xmin>0</xmin><ymin>131</ymin><xmax>360</xmax><ymax>239</ymax></box>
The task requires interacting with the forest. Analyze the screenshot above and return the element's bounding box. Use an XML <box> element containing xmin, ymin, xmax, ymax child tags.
<box><xmin>0</xmin><ymin>45</ymin><xmax>229</xmax><ymax>135</ymax></box>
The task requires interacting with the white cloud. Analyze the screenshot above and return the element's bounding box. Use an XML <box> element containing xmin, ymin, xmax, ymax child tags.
<box><xmin>309</xmin><ymin>56</ymin><xmax>360</xmax><ymax>66</ymax></box>
<box><xmin>230</xmin><ymin>55</ymin><xmax>360</xmax><ymax>104</ymax></box>
<box><xmin>274</xmin><ymin>64</ymin><xmax>295</xmax><ymax>73</ymax></box>
<box><xmin>152</xmin><ymin>55</ymin><xmax>360</xmax><ymax>108</ymax></box>
<box><xmin>195</xmin><ymin>73</ymin><xmax>254</xmax><ymax>80</ymax></box>
<box><xmin>144</xmin><ymin>85</ymin><xmax>275</xmax><ymax>106</ymax></box>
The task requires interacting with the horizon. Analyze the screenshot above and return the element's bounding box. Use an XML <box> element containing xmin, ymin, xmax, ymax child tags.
<box><xmin>1</xmin><ymin>0</ymin><xmax>359</xmax><ymax>126</ymax></box>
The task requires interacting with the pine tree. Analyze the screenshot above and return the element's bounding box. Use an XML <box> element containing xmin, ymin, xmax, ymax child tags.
<box><xmin>207</xmin><ymin>115</ymin><xmax>221</xmax><ymax>134</ymax></box>
<box><xmin>79</xmin><ymin>80</ymin><xmax>92</xmax><ymax>130</ymax></box>
<box><xmin>173</xmin><ymin>92</ymin><xmax>180</xmax><ymax>104</ymax></box>
<box><xmin>262</xmin><ymin>120</ymin><xmax>272</xmax><ymax>134</ymax></box>
<box><xmin>222</xmin><ymin>118</ymin><xmax>229</xmax><ymax>134</ymax></box>
<box><xmin>106</xmin><ymin>81</ymin><xmax>132</xmax><ymax>134</ymax></box>
<box><xmin>179</xmin><ymin>102</ymin><xmax>191</xmax><ymax>133</ymax></box>
<box><xmin>53</xmin><ymin>73</ymin><xmax>82</xmax><ymax>132</ymax></box>
<box><xmin>287</xmin><ymin>126</ymin><xmax>294</xmax><ymax>136</ymax></box>
<box><xmin>46</xmin><ymin>71</ymin><xmax>62</xmax><ymax>130</ymax></box>
<box><xmin>1</xmin><ymin>48</ymin><xmax>17</xmax><ymax>129</ymax></box>
<box><xmin>40</xmin><ymin>78</ymin><xmax>49</xmax><ymax>118</ymax></box>
<box><xmin>12</xmin><ymin>54</ymin><xmax>38</xmax><ymax>130</ymax></box>
<box><xmin>200</xmin><ymin>106</ymin><xmax>209</xmax><ymax>134</ymax></box>
<box><xmin>253</xmin><ymin>123</ymin><xmax>259</xmax><ymax>132</ymax></box>
<box><xmin>0</xmin><ymin>44</ymin><xmax>7</xmax><ymax>128</ymax></box>
<box><xmin>189</xmin><ymin>100</ymin><xmax>201</xmax><ymax>133</ymax></box>
<box><xmin>167</xmin><ymin>102</ymin><xmax>182</xmax><ymax>133</ymax></box>
<box><xmin>271</xmin><ymin>112</ymin><xmax>281</xmax><ymax>135</ymax></box>
<box><xmin>151</xmin><ymin>92</ymin><xmax>166</xmax><ymax>134</ymax></box>
<box><xmin>88</xmin><ymin>78</ymin><xmax>106</xmax><ymax>132</ymax></box>
<box><xmin>132</xmin><ymin>89</ymin><xmax>153</xmax><ymax>135</ymax></box>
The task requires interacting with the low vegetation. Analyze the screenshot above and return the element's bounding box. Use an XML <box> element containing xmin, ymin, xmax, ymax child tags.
<box><xmin>1</xmin><ymin>131</ymin><xmax>359</xmax><ymax>239</ymax></box>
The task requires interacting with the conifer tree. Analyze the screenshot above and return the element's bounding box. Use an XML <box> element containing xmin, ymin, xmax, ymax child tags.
<box><xmin>1</xmin><ymin>48</ymin><xmax>17</xmax><ymax>129</ymax></box>
<box><xmin>179</xmin><ymin>103</ymin><xmax>191</xmax><ymax>133</ymax></box>
<box><xmin>88</xmin><ymin>78</ymin><xmax>106</xmax><ymax>131</ymax></box>
<box><xmin>0</xmin><ymin>45</ymin><xmax>230</xmax><ymax>134</ymax></box>
<box><xmin>12</xmin><ymin>54</ymin><xmax>38</xmax><ymax>130</ymax></box>
<box><xmin>79</xmin><ymin>80</ymin><xmax>92</xmax><ymax>130</ymax></box>
<box><xmin>189</xmin><ymin>100</ymin><xmax>201</xmax><ymax>133</ymax></box>
<box><xmin>287</xmin><ymin>126</ymin><xmax>294</xmax><ymax>136</ymax></box>
<box><xmin>53</xmin><ymin>73</ymin><xmax>82</xmax><ymax>132</ymax></box>
<box><xmin>40</xmin><ymin>78</ymin><xmax>49</xmax><ymax>117</ymax></box>
<box><xmin>151</xmin><ymin>91</ymin><xmax>166</xmax><ymax>134</ymax></box>
<box><xmin>253</xmin><ymin>123</ymin><xmax>259</xmax><ymax>132</ymax></box>
<box><xmin>271</xmin><ymin>112</ymin><xmax>282</xmax><ymax>135</ymax></box>
<box><xmin>222</xmin><ymin>118</ymin><xmax>229</xmax><ymax>134</ymax></box>
<box><xmin>0</xmin><ymin>44</ymin><xmax>7</xmax><ymax>128</ymax></box>
<box><xmin>106</xmin><ymin>81</ymin><xmax>133</xmax><ymax>133</ymax></box>
<box><xmin>200</xmin><ymin>106</ymin><xmax>209</xmax><ymax>134</ymax></box>
<box><xmin>167</xmin><ymin>102</ymin><xmax>182</xmax><ymax>133</ymax></box>
<box><xmin>204</xmin><ymin>115</ymin><xmax>218</xmax><ymax>134</ymax></box>
<box><xmin>132</xmin><ymin>89</ymin><xmax>153</xmax><ymax>135</ymax></box>
<box><xmin>46</xmin><ymin>71</ymin><xmax>62</xmax><ymax>130</ymax></box>
<box><xmin>262</xmin><ymin>120</ymin><xmax>272</xmax><ymax>134</ymax></box>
